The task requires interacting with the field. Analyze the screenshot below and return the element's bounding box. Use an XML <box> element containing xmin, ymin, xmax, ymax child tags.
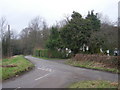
<box><xmin>0</xmin><ymin>55</ymin><xmax>34</xmax><ymax>80</ymax></box>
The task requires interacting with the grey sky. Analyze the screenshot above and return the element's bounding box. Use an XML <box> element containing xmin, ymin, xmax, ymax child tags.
<box><xmin>0</xmin><ymin>0</ymin><xmax>119</xmax><ymax>33</ymax></box>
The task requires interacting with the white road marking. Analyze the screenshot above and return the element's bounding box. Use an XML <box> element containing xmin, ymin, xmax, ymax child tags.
<box><xmin>37</xmin><ymin>67</ymin><xmax>53</xmax><ymax>72</ymax></box>
<box><xmin>48</xmin><ymin>69</ymin><xmax>52</xmax><ymax>72</ymax></box>
<box><xmin>14</xmin><ymin>87</ymin><xmax>21</xmax><ymax>90</ymax></box>
<box><xmin>38</xmin><ymin>67</ymin><xmax>45</xmax><ymax>71</ymax></box>
<box><xmin>45</xmin><ymin>68</ymin><xmax>49</xmax><ymax>71</ymax></box>
<box><xmin>35</xmin><ymin>73</ymin><xmax>50</xmax><ymax>81</ymax></box>
<box><xmin>42</xmin><ymin>68</ymin><xmax>44</xmax><ymax>70</ymax></box>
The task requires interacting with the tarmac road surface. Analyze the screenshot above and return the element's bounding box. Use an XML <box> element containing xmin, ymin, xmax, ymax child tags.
<box><xmin>2</xmin><ymin>56</ymin><xmax>119</xmax><ymax>88</ymax></box>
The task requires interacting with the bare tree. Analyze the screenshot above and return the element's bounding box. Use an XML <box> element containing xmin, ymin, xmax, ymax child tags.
<box><xmin>97</xmin><ymin>13</ymin><xmax>113</xmax><ymax>25</ymax></box>
<box><xmin>0</xmin><ymin>17</ymin><xmax>7</xmax><ymax>40</ymax></box>
<box><xmin>0</xmin><ymin>17</ymin><xmax>7</xmax><ymax>58</ymax></box>
<box><xmin>19</xmin><ymin>16</ymin><xmax>49</xmax><ymax>55</ymax></box>
<box><xmin>41</xmin><ymin>21</ymin><xmax>49</xmax><ymax>48</ymax></box>
<box><xmin>28</xmin><ymin>16</ymin><xmax>49</xmax><ymax>49</ymax></box>
<box><xmin>97</xmin><ymin>13</ymin><xmax>118</xmax><ymax>51</ymax></box>
<box><xmin>29</xmin><ymin>16</ymin><xmax>45</xmax><ymax>31</ymax></box>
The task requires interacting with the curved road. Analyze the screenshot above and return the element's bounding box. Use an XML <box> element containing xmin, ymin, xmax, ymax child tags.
<box><xmin>3</xmin><ymin>56</ymin><xmax>119</xmax><ymax>88</ymax></box>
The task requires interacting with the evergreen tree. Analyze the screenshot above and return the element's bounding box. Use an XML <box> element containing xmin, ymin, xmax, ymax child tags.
<box><xmin>86</xmin><ymin>10</ymin><xmax>101</xmax><ymax>31</ymax></box>
<box><xmin>46</xmin><ymin>26</ymin><xmax>61</xmax><ymax>50</ymax></box>
<box><xmin>60</xmin><ymin>11</ymin><xmax>92</xmax><ymax>54</ymax></box>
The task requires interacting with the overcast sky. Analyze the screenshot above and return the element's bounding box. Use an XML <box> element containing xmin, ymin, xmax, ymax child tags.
<box><xmin>0</xmin><ymin>0</ymin><xmax>119</xmax><ymax>33</ymax></box>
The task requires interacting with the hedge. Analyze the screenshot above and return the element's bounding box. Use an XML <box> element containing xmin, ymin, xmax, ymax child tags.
<box><xmin>34</xmin><ymin>49</ymin><xmax>67</xmax><ymax>59</ymax></box>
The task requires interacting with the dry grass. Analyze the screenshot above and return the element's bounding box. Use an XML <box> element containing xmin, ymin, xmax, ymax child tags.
<box><xmin>66</xmin><ymin>54</ymin><xmax>119</xmax><ymax>73</ymax></box>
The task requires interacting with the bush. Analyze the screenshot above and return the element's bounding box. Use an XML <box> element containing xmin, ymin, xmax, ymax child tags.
<box><xmin>34</xmin><ymin>49</ymin><xmax>40</xmax><ymax>57</ymax></box>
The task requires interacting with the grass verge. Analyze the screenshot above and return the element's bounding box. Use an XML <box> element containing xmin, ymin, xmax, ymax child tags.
<box><xmin>69</xmin><ymin>80</ymin><xmax>118</xmax><ymax>88</ymax></box>
<box><xmin>65</xmin><ymin>59</ymin><xmax>119</xmax><ymax>73</ymax></box>
<box><xmin>0</xmin><ymin>55</ymin><xmax>34</xmax><ymax>80</ymax></box>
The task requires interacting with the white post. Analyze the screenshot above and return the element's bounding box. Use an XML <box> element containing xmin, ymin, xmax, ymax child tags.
<box><xmin>100</xmin><ymin>48</ymin><xmax>103</xmax><ymax>53</ymax></box>
<box><xmin>107</xmin><ymin>50</ymin><xmax>109</xmax><ymax>56</ymax></box>
<box><xmin>83</xmin><ymin>44</ymin><xmax>85</xmax><ymax>52</ymax></box>
<box><xmin>86</xmin><ymin>46</ymin><xmax>89</xmax><ymax>51</ymax></box>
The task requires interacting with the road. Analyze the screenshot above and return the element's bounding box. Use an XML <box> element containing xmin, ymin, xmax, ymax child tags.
<box><xmin>2</xmin><ymin>56</ymin><xmax>119</xmax><ymax>88</ymax></box>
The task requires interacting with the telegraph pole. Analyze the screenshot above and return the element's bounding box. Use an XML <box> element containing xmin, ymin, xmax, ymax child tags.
<box><xmin>118</xmin><ymin>2</ymin><xmax>120</xmax><ymax>55</ymax></box>
<box><xmin>7</xmin><ymin>25</ymin><xmax>11</xmax><ymax>57</ymax></box>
